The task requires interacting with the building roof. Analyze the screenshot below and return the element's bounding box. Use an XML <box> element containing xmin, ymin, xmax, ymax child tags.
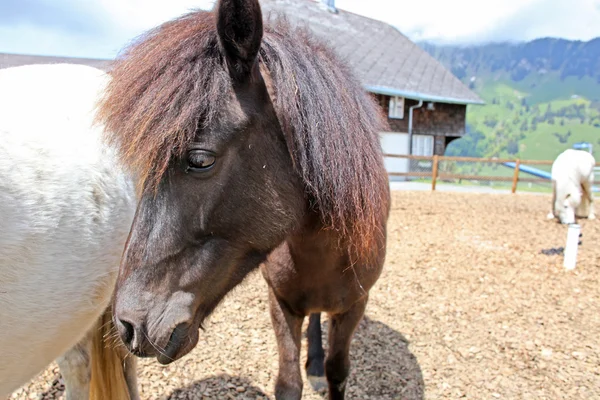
<box><xmin>0</xmin><ymin>52</ymin><xmax>111</xmax><ymax>71</ymax></box>
<box><xmin>260</xmin><ymin>0</ymin><xmax>484</xmax><ymax>105</ymax></box>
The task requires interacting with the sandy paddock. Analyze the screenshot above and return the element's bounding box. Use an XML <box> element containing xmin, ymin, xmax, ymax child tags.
<box><xmin>9</xmin><ymin>191</ymin><xmax>600</xmax><ymax>399</ymax></box>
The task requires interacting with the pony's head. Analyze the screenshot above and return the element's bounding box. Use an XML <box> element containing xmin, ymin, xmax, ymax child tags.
<box><xmin>555</xmin><ymin>190</ymin><xmax>580</xmax><ymax>224</ymax></box>
<box><xmin>97</xmin><ymin>0</ymin><xmax>389</xmax><ymax>364</ymax></box>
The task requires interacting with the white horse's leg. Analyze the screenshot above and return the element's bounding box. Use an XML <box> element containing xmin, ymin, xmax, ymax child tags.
<box><xmin>575</xmin><ymin>193</ymin><xmax>589</xmax><ymax>218</ymax></box>
<box><xmin>582</xmin><ymin>177</ymin><xmax>595</xmax><ymax>220</ymax></box>
<box><xmin>56</xmin><ymin>331</ymin><xmax>93</xmax><ymax>400</ymax></box>
<box><xmin>123</xmin><ymin>352</ymin><xmax>140</xmax><ymax>400</ymax></box>
<box><xmin>547</xmin><ymin>180</ymin><xmax>557</xmax><ymax>220</ymax></box>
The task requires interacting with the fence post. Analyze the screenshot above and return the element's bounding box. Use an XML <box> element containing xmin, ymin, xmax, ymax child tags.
<box><xmin>511</xmin><ymin>159</ymin><xmax>521</xmax><ymax>193</ymax></box>
<box><xmin>431</xmin><ymin>155</ymin><xmax>439</xmax><ymax>191</ymax></box>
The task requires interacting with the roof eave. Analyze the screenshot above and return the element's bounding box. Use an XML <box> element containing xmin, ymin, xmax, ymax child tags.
<box><xmin>365</xmin><ymin>85</ymin><xmax>486</xmax><ymax>105</ymax></box>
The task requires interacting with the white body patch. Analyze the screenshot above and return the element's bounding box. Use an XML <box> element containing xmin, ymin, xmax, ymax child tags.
<box><xmin>0</xmin><ymin>64</ymin><xmax>136</xmax><ymax>395</ymax></box>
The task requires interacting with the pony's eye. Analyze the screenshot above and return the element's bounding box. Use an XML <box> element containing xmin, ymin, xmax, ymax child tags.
<box><xmin>186</xmin><ymin>150</ymin><xmax>216</xmax><ymax>172</ymax></box>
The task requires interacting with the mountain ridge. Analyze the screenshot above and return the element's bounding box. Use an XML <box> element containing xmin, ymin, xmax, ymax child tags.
<box><xmin>417</xmin><ymin>37</ymin><xmax>600</xmax><ymax>164</ymax></box>
<box><xmin>419</xmin><ymin>37</ymin><xmax>600</xmax><ymax>86</ymax></box>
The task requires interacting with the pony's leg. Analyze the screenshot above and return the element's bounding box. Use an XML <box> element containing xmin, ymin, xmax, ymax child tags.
<box><xmin>582</xmin><ymin>179</ymin><xmax>595</xmax><ymax>220</ymax></box>
<box><xmin>57</xmin><ymin>332</ymin><xmax>93</xmax><ymax>400</ymax></box>
<box><xmin>326</xmin><ymin>298</ymin><xmax>367</xmax><ymax>400</ymax></box>
<box><xmin>122</xmin><ymin>347</ymin><xmax>140</xmax><ymax>400</ymax></box>
<box><xmin>305</xmin><ymin>313</ymin><xmax>327</xmax><ymax>391</ymax></box>
<box><xmin>547</xmin><ymin>180</ymin><xmax>557</xmax><ymax>220</ymax></box>
<box><xmin>268</xmin><ymin>287</ymin><xmax>304</xmax><ymax>400</ymax></box>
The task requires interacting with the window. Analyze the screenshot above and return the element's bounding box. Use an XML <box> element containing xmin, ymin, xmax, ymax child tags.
<box><xmin>388</xmin><ymin>96</ymin><xmax>404</xmax><ymax>119</ymax></box>
<box><xmin>412</xmin><ymin>135</ymin><xmax>434</xmax><ymax>157</ymax></box>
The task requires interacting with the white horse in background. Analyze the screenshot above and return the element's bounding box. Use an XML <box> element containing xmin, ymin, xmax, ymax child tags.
<box><xmin>0</xmin><ymin>64</ymin><xmax>139</xmax><ymax>399</ymax></box>
<box><xmin>547</xmin><ymin>149</ymin><xmax>596</xmax><ymax>224</ymax></box>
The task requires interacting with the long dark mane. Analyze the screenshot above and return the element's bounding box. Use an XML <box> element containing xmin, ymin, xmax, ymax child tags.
<box><xmin>97</xmin><ymin>9</ymin><xmax>390</xmax><ymax>263</ymax></box>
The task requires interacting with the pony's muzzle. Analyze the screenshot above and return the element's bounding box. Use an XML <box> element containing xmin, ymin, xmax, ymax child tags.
<box><xmin>114</xmin><ymin>315</ymin><xmax>189</xmax><ymax>363</ymax></box>
<box><xmin>157</xmin><ymin>323</ymin><xmax>191</xmax><ymax>365</ymax></box>
<box><xmin>114</xmin><ymin>316</ymin><xmax>150</xmax><ymax>357</ymax></box>
<box><xmin>113</xmin><ymin>292</ymin><xmax>199</xmax><ymax>364</ymax></box>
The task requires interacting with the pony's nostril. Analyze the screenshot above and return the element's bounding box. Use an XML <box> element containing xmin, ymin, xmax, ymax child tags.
<box><xmin>117</xmin><ymin>318</ymin><xmax>135</xmax><ymax>345</ymax></box>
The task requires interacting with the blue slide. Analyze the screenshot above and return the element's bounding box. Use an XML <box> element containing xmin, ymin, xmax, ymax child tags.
<box><xmin>502</xmin><ymin>162</ymin><xmax>600</xmax><ymax>192</ymax></box>
<box><xmin>503</xmin><ymin>162</ymin><xmax>552</xmax><ymax>179</ymax></box>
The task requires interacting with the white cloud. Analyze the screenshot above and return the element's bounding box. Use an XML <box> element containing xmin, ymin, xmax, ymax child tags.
<box><xmin>98</xmin><ymin>0</ymin><xmax>216</xmax><ymax>34</ymax></box>
<box><xmin>336</xmin><ymin>0</ymin><xmax>600</xmax><ymax>44</ymax></box>
<box><xmin>0</xmin><ymin>24</ymin><xmax>122</xmax><ymax>58</ymax></box>
<box><xmin>0</xmin><ymin>0</ymin><xmax>218</xmax><ymax>58</ymax></box>
<box><xmin>0</xmin><ymin>0</ymin><xmax>599</xmax><ymax>58</ymax></box>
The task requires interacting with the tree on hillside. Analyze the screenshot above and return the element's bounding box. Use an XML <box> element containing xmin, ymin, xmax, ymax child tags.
<box><xmin>553</xmin><ymin>132</ymin><xmax>566</xmax><ymax>143</ymax></box>
<box><xmin>545</xmin><ymin>103</ymin><xmax>553</xmax><ymax>118</ymax></box>
<box><xmin>445</xmin><ymin>128</ymin><xmax>486</xmax><ymax>157</ymax></box>
<box><xmin>507</xmin><ymin>139</ymin><xmax>519</xmax><ymax>155</ymax></box>
<box><xmin>484</xmin><ymin>116</ymin><xmax>498</xmax><ymax>128</ymax></box>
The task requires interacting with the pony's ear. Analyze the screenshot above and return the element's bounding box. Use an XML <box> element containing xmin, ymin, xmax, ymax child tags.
<box><xmin>216</xmin><ymin>0</ymin><xmax>263</xmax><ymax>83</ymax></box>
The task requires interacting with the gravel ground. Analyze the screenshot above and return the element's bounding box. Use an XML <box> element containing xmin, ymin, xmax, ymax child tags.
<box><xmin>9</xmin><ymin>191</ymin><xmax>600</xmax><ymax>399</ymax></box>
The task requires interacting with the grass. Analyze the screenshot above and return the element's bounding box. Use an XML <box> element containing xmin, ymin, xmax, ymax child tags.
<box><xmin>459</xmin><ymin>78</ymin><xmax>600</xmax><ymax>162</ymax></box>
<box><xmin>519</xmin><ymin>122</ymin><xmax>600</xmax><ymax>161</ymax></box>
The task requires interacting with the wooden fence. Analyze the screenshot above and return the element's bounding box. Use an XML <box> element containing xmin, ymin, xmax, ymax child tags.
<box><xmin>383</xmin><ymin>154</ymin><xmax>600</xmax><ymax>193</ymax></box>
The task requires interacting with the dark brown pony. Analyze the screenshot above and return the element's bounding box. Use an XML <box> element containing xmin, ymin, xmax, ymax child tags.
<box><xmin>97</xmin><ymin>0</ymin><xmax>390</xmax><ymax>398</ymax></box>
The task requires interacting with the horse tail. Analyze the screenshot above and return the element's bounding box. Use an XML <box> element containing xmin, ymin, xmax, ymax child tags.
<box><xmin>89</xmin><ymin>306</ymin><xmax>135</xmax><ymax>400</ymax></box>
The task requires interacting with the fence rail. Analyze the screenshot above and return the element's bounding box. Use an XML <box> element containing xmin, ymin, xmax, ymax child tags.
<box><xmin>383</xmin><ymin>154</ymin><xmax>600</xmax><ymax>193</ymax></box>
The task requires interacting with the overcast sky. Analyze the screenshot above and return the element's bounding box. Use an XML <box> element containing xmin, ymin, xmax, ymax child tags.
<box><xmin>1</xmin><ymin>0</ymin><xmax>599</xmax><ymax>59</ymax></box>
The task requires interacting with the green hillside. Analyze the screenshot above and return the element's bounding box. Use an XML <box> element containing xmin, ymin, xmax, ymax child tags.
<box><xmin>420</xmin><ymin>38</ymin><xmax>600</xmax><ymax>163</ymax></box>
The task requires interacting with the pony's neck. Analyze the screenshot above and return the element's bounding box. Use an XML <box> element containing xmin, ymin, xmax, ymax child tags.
<box><xmin>556</xmin><ymin>178</ymin><xmax>579</xmax><ymax>198</ymax></box>
<box><xmin>286</xmin><ymin>212</ymin><xmax>348</xmax><ymax>271</ymax></box>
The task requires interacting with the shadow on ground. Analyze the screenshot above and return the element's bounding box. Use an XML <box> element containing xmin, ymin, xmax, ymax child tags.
<box><xmin>165</xmin><ymin>374</ymin><xmax>268</xmax><ymax>399</ymax></box>
<box><xmin>36</xmin><ymin>316</ymin><xmax>424</xmax><ymax>400</ymax></box>
<box><xmin>37</xmin><ymin>367</ymin><xmax>64</xmax><ymax>400</ymax></box>
<box><xmin>313</xmin><ymin>315</ymin><xmax>425</xmax><ymax>400</ymax></box>
<box><xmin>166</xmin><ymin>316</ymin><xmax>424</xmax><ymax>400</ymax></box>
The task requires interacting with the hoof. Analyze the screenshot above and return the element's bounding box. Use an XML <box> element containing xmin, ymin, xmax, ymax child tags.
<box><xmin>308</xmin><ymin>375</ymin><xmax>328</xmax><ymax>392</ymax></box>
<box><xmin>588</xmin><ymin>214</ymin><xmax>596</xmax><ymax>220</ymax></box>
<box><xmin>546</xmin><ymin>212</ymin><xmax>555</xmax><ymax>220</ymax></box>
